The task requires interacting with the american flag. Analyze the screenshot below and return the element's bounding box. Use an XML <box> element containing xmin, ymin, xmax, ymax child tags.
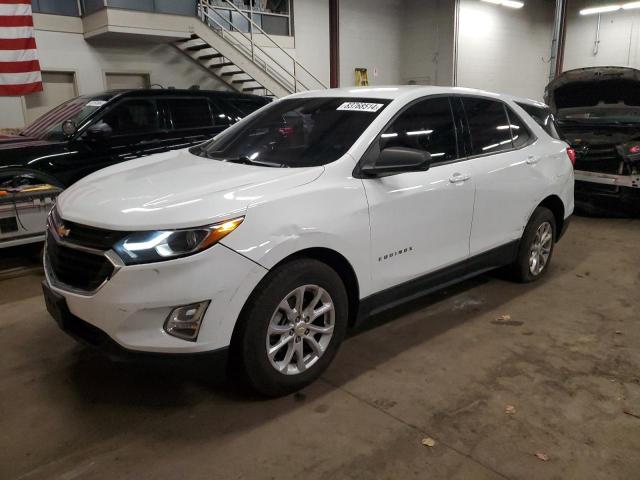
<box><xmin>0</xmin><ymin>0</ymin><xmax>42</xmax><ymax>96</ymax></box>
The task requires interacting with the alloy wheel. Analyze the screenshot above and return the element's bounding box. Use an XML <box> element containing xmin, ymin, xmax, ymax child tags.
<box><xmin>266</xmin><ymin>284</ymin><xmax>335</xmax><ymax>375</ymax></box>
<box><xmin>529</xmin><ymin>221</ymin><xmax>553</xmax><ymax>276</ymax></box>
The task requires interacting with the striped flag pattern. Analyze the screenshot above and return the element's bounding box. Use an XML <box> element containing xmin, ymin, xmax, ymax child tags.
<box><xmin>0</xmin><ymin>0</ymin><xmax>42</xmax><ymax>96</ymax></box>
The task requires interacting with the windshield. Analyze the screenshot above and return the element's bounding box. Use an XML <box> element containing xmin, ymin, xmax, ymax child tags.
<box><xmin>194</xmin><ymin>97</ymin><xmax>390</xmax><ymax>167</ymax></box>
<box><xmin>21</xmin><ymin>94</ymin><xmax>112</xmax><ymax>141</ymax></box>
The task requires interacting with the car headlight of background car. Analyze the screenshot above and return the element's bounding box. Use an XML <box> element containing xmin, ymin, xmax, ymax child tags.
<box><xmin>113</xmin><ymin>216</ymin><xmax>244</xmax><ymax>265</ymax></box>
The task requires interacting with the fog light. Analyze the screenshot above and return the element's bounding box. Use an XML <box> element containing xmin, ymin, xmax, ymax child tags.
<box><xmin>164</xmin><ymin>301</ymin><xmax>210</xmax><ymax>341</ymax></box>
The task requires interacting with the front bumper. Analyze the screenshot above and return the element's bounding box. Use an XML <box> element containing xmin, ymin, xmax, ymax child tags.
<box><xmin>44</xmin><ymin>243</ymin><xmax>268</xmax><ymax>354</ymax></box>
<box><xmin>43</xmin><ymin>279</ymin><xmax>230</xmax><ymax>364</ymax></box>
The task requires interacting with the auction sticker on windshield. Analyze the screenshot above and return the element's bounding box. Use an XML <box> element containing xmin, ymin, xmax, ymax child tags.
<box><xmin>337</xmin><ymin>102</ymin><xmax>384</xmax><ymax>113</ymax></box>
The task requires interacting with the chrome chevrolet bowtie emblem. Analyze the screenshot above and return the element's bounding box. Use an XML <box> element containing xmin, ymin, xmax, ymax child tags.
<box><xmin>56</xmin><ymin>224</ymin><xmax>71</xmax><ymax>238</ymax></box>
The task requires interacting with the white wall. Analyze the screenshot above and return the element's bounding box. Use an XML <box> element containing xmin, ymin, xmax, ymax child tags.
<box><xmin>564</xmin><ymin>2</ymin><xmax>640</xmax><ymax>71</ymax></box>
<box><xmin>457</xmin><ymin>0</ymin><xmax>554</xmax><ymax>100</ymax></box>
<box><xmin>339</xmin><ymin>0</ymin><xmax>404</xmax><ymax>86</ymax></box>
<box><xmin>293</xmin><ymin>0</ymin><xmax>330</xmax><ymax>86</ymax></box>
<box><xmin>402</xmin><ymin>0</ymin><xmax>455</xmax><ymax>86</ymax></box>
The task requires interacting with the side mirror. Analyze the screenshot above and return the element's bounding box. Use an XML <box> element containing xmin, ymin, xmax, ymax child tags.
<box><xmin>85</xmin><ymin>121</ymin><xmax>113</xmax><ymax>142</ymax></box>
<box><xmin>361</xmin><ymin>147</ymin><xmax>431</xmax><ymax>177</ymax></box>
<box><xmin>61</xmin><ymin>120</ymin><xmax>77</xmax><ymax>138</ymax></box>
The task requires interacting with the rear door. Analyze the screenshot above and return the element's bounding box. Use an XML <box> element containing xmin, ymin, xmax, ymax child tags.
<box><xmin>458</xmin><ymin>96</ymin><xmax>543</xmax><ymax>255</ymax></box>
<box><xmin>163</xmin><ymin>97</ymin><xmax>231</xmax><ymax>149</ymax></box>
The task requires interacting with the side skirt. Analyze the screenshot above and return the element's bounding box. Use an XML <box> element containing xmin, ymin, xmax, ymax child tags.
<box><xmin>356</xmin><ymin>240</ymin><xmax>519</xmax><ymax>322</ymax></box>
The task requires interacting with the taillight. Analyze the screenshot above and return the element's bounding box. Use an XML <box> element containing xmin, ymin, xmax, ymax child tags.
<box><xmin>566</xmin><ymin>147</ymin><xmax>576</xmax><ymax>167</ymax></box>
<box><xmin>629</xmin><ymin>145</ymin><xmax>640</xmax><ymax>155</ymax></box>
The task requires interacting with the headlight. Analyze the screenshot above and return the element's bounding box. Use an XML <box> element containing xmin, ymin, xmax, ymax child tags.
<box><xmin>114</xmin><ymin>216</ymin><xmax>244</xmax><ymax>265</ymax></box>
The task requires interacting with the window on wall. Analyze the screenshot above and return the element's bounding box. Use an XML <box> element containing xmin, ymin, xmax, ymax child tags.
<box><xmin>24</xmin><ymin>71</ymin><xmax>77</xmax><ymax>125</ymax></box>
<box><xmin>461</xmin><ymin>98</ymin><xmax>513</xmax><ymax>156</ymax></box>
<box><xmin>379</xmin><ymin>97</ymin><xmax>458</xmax><ymax>163</ymax></box>
<box><xmin>32</xmin><ymin>0</ymin><xmax>80</xmax><ymax>16</ymax></box>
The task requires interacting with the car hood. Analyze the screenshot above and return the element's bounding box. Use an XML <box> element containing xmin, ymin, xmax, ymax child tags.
<box><xmin>57</xmin><ymin>148</ymin><xmax>324</xmax><ymax>231</ymax></box>
<box><xmin>545</xmin><ymin>67</ymin><xmax>640</xmax><ymax>114</ymax></box>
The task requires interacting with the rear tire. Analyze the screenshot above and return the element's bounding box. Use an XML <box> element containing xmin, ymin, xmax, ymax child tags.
<box><xmin>510</xmin><ymin>207</ymin><xmax>556</xmax><ymax>283</ymax></box>
<box><xmin>234</xmin><ymin>258</ymin><xmax>348</xmax><ymax>397</ymax></box>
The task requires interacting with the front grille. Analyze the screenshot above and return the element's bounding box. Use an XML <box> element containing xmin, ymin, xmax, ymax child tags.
<box><xmin>46</xmin><ymin>239</ymin><xmax>114</xmax><ymax>292</ymax></box>
<box><xmin>576</xmin><ymin>144</ymin><xmax>621</xmax><ymax>174</ymax></box>
<box><xmin>63</xmin><ymin>220</ymin><xmax>128</xmax><ymax>250</ymax></box>
<box><xmin>50</xmin><ymin>208</ymin><xmax>127</xmax><ymax>250</ymax></box>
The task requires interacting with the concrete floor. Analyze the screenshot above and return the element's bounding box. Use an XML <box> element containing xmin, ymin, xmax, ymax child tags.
<box><xmin>1</xmin><ymin>216</ymin><xmax>639</xmax><ymax>480</ymax></box>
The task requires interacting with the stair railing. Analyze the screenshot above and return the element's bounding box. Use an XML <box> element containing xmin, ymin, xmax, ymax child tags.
<box><xmin>197</xmin><ymin>0</ymin><xmax>327</xmax><ymax>93</ymax></box>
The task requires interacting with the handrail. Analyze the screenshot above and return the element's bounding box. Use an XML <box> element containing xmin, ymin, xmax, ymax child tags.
<box><xmin>198</xmin><ymin>0</ymin><xmax>327</xmax><ymax>92</ymax></box>
<box><xmin>198</xmin><ymin>5</ymin><xmax>299</xmax><ymax>92</ymax></box>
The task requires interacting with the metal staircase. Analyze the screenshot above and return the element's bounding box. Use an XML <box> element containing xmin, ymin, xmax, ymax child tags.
<box><xmin>174</xmin><ymin>0</ymin><xmax>327</xmax><ymax>98</ymax></box>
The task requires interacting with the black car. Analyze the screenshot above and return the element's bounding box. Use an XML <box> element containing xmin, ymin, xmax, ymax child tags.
<box><xmin>545</xmin><ymin>67</ymin><xmax>640</xmax><ymax>216</ymax></box>
<box><xmin>0</xmin><ymin>89</ymin><xmax>269</xmax><ymax>188</ymax></box>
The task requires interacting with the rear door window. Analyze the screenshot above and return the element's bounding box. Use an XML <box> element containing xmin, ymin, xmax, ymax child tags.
<box><xmin>461</xmin><ymin>97</ymin><xmax>513</xmax><ymax>156</ymax></box>
<box><xmin>516</xmin><ymin>102</ymin><xmax>561</xmax><ymax>140</ymax></box>
<box><xmin>166</xmin><ymin>98</ymin><xmax>213</xmax><ymax>130</ymax></box>
<box><xmin>380</xmin><ymin>96</ymin><xmax>458</xmax><ymax>163</ymax></box>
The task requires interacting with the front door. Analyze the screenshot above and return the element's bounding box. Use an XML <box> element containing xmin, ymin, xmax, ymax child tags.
<box><xmin>361</xmin><ymin>96</ymin><xmax>475</xmax><ymax>293</ymax></box>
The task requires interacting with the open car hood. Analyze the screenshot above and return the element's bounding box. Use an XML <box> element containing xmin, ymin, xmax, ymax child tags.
<box><xmin>544</xmin><ymin>67</ymin><xmax>640</xmax><ymax>114</ymax></box>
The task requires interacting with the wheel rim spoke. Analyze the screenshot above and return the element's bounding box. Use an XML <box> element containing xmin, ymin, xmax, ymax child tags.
<box><xmin>268</xmin><ymin>322</ymin><xmax>291</xmax><ymax>335</ymax></box>
<box><xmin>268</xmin><ymin>335</ymin><xmax>293</xmax><ymax>358</ymax></box>
<box><xmin>310</xmin><ymin>302</ymin><xmax>332</xmax><ymax>321</ymax></box>
<box><xmin>279</xmin><ymin>343</ymin><xmax>295</xmax><ymax>372</ymax></box>
<box><xmin>294</xmin><ymin>286</ymin><xmax>305</xmax><ymax>314</ymax></box>
<box><xmin>295</xmin><ymin>340</ymin><xmax>306</xmax><ymax>372</ymax></box>
<box><xmin>306</xmin><ymin>323</ymin><xmax>334</xmax><ymax>335</ymax></box>
<box><xmin>304</xmin><ymin>335</ymin><xmax>323</xmax><ymax>357</ymax></box>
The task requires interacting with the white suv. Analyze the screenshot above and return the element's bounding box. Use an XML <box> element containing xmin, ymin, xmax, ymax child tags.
<box><xmin>43</xmin><ymin>86</ymin><xmax>574</xmax><ymax>395</ymax></box>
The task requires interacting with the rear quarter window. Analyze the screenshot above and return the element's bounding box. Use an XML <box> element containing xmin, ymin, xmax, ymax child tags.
<box><xmin>516</xmin><ymin>102</ymin><xmax>561</xmax><ymax>140</ymax></box>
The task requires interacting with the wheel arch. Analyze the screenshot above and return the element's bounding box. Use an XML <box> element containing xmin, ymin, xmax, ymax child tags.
<box><xmin>537</xmin><ymin>194</ymin><xmax>565</xmax><ymax>240</ymax></box>
<box><xmin>271</xmin><ymin>247</ymin><xmax>361</xmax><ymax>328</ymax></box>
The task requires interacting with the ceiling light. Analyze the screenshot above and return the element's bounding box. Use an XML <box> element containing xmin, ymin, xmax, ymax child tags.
<box><xmin>481</xmin><ymin>0</ymin><xmax>525</xmax><ymax>7</ymax></box>
<box><xmin>623</xmin><ymin>1</ymin><xmax>640</xmax><ymax>8</ymax></box>
<box><xmin>580</xmin><ymin>4</ymin><xmax>621</xmax><ymax>14</ymax></box>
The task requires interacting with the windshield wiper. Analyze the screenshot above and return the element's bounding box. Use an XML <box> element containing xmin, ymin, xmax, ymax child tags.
<box><xmin>223</xmin><ymin>155</ymin><xmax>289</xmax><ymax>168</ymax></box>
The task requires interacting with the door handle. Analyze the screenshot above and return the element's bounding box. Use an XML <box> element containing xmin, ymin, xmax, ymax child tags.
<box><xmin>526</xmin><ymin>155</ymin><xmax>541</xmax><ymax>165</ymax></box>
<box><xmin>449</xmin><ymin>173</ymin><xmax>471</xmax><ymax>184</ymax></box>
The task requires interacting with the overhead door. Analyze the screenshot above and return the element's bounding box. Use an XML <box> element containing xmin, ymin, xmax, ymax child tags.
<box><xmin>105</xmin><ymin>73</ymin><xmax>150</xmax><ymax>90</ymax></box>
<box><xmin>24</xmin><ymin>71</ymin><xmax>77</xmax><ymax>125</ymax></box>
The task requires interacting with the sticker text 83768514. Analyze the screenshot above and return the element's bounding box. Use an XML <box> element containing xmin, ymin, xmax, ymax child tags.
<box><xmin>337</xmin><ymin>102</ymin><xmax>384</xmax><ymax>113</ymax></box>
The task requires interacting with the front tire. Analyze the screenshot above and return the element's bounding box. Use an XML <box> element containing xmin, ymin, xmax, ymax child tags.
<box><xmin>510</xmin><ymin>207</ymin><xmax>556</xmax><ymax>283</ymax></box>
<box><xmin>234</xmin><ymin>258</ymin><xmax>348</xmax><ymax>397</ymax></box>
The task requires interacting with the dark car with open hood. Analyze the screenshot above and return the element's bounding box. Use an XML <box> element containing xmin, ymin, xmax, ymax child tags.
<box><xmin>0</xmin><ymin>89</ymin><xmax>269</xmax><ymax>248</ymax></box>
<box><xmin>545</xmin><ymin>67</ymin><xmax>640</xmax><ymax>216</ymax></box>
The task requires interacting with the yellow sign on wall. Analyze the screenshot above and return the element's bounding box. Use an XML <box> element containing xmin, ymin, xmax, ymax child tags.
<box><xmin>355</xmin><ymin>68</ymin><xmax>369</xmax><ymax>86</ymax></box>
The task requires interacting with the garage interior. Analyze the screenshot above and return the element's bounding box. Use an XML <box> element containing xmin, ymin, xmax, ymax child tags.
<box><xmin>1</xmin><ymin>0</ymin><xmax>640</xmax><ymax>479</ymax></box>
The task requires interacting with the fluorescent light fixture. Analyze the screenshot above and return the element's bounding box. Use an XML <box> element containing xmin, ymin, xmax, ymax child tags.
<box><xmin>406</xmin><ymin>129</ymin><xmax>434</xmax><ymax>136</ymax></box>
<box><xmin>623</xmin><ymin>1</ymin><xmax>640</xmax><ymax>8</ymax></box>
<box><xmin>580</xmin><ymin>4</ymin><xmax>621</xmax><ymax>14</ymax></box>
<box><xmin>481</xmin><ymin>0</ymin><xmax>524</xmax><ymax>8</ymax></box>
